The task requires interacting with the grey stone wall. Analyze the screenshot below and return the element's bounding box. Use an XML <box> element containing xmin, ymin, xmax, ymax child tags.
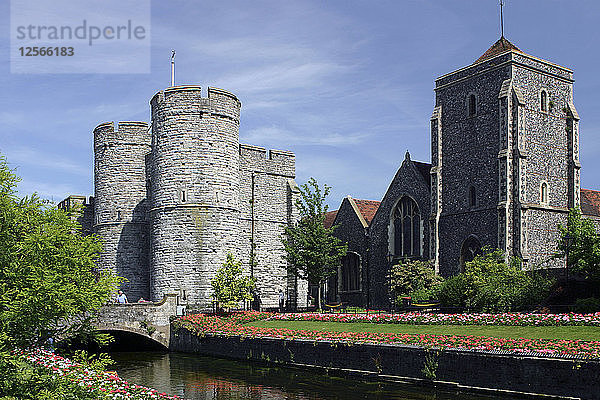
<box><xmin>93</xmin><ymin>121</ymin><xmax>151</xmax><ymax>302</ymax></box>
<box><xmin>431</xmin><ymin>49</ymin><xmax>577</xmax><ymax>275</ymax></box>
<box><xmin>238</xmin><ymin>144</ymin><xmax>306</xmax><ymax>308</ymax></box>
<box><xmin>57</xmin><ymin>195</ymin><xmax>95</xmax><ymax>235</ymax></box>
<box><xmin>149</xmin><ymin>86</ymin><xmax>241</xmax><ymax>308</ymax></box>
<box><xmin>171</xmin><ymin>330</ymin><xmax>600</xmax><ymax>399</ymax></box>
<box><xmin>327</xmin><ymin>197</ymin><xmax>368</xmax><ymax>306</ymax></box>
<box><xmin>512</xmin><ymin>54</ymin><xmax>577</xmax><ymax>270</ymax></box>
<box><xmin>368</xmin><ymin>156</ymin><xmax>431</xmax><ymax>308</ymax></box>
<box><xmin>433</xmin><ymin>56</ymin><xmax>510</xmax><ymax>275</ymax></box>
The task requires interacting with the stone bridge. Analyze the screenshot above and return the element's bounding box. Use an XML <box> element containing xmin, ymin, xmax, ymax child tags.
<box><xmin>94</xmin><ymin>293</ymin><xmax>181</xmax><ymax>348</ymax></box>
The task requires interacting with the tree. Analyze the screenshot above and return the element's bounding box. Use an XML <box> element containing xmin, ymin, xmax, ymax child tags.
<box><xmin>387</xmin><ymin>260</ymin><xmax>442</xmax><ymax>303</ymax></box>
<box><xmin>0</xmin><ymin>152</ymin><xmax>122</xmax><ymax>350</ymax></box>
<box><xmin>281</xmin><ymin>177</ymin><xmax>347</xmax><ymax>310</ymax></box>
<box><xmin>211</xmin><ymin>253</ymin><xmax>256</xmax><ymax>310</ymax></box>
<box><xmin>438</xmin><ymin>248</ymin><xmax>551</xmax><ymax>312</ymax></box>
<box><xmin>555</xmin><ymin>208</ymin><xmax>600</xmax><ymax>281</ymax></box>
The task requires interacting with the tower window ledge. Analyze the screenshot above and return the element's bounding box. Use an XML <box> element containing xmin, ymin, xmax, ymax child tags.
<box><xmin>521</xmin><ymin>203</ymin><xmax>569</xmax><ymax>213</ymax></box>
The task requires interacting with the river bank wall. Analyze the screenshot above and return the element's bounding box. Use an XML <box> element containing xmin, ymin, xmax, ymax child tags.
<box><xmin>170</xmin><ymin>329</ymin><xmax>600</xmax><ymax>399</ymax></box>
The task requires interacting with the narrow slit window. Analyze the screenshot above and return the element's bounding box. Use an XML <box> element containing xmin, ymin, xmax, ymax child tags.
<box><xmin>181</xmin><ymin>190</ymin><xmax>187</xmax><ymax>202</ymax></box>
<box><xmin>468</xmin><ymin>94</ymin><xmax>476</xmax><ymax>116</ymax></box>
<box><xmin>541</xmin><ymin>91</ymin><xmax>548</xmax><ymax>112</ymax></box>
<box><xmin>469</xmin><ymin>186</ymin><xmax>476</xmax><ymax>207</ymax></box>
<box><xmin>541</xmin><ymin>182</ymin><xmax>548</xmax><ymax>205</ymax></box>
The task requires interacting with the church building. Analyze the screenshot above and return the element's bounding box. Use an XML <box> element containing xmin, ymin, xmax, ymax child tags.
<box><xmin>328</xmin><ymin>37</ymin><xmax>600</xmax><ymax>309</ymax></box>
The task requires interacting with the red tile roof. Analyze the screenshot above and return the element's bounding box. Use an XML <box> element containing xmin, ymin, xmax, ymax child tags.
<box><xmin>581</xmin><ymin>189</ymin><xmax>600</xmax><ymax>217</ymax></box>
<box><xmin>475</xmin><ymin>37</ymin><xmax>523</xmax><ymax>64</ymax></box>
<box><xmin>353</xmin><ymin>199</ymin><xmax>380</xmax><ymax>226</ymax></box>
<box><xmin>323</xmin><ymin>210</ymin><xmax>338</xmax><ymax>229</ymax></box>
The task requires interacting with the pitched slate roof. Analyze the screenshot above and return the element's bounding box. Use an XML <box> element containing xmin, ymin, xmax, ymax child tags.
<box><xmin>475</xmin><ymin>37</ymin><xmax>523</xmax><ymax>64</ymax></box>
<box><xmin>352</xmin><ymin>199</ymin><xmax>380</xmax><ymax>226</ymax></box>
<box><xmin>323</xmin><ymin>210</ymin><xmax>338</xmax><ymax>229</ymax></box>
<box><xmin>413</xmin><ymin>161</ymin><xmax>432</xmax><ymax>186</ymax></box>
<box><xmin>581</xmin><ymin>189</ymin><xmax>600</xmax><ymax>217</ymax></box>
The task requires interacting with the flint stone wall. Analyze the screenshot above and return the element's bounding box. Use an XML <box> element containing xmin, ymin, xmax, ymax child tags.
<box><xmin>171</xmin><ymin>330</ymin><xmax>600</xmax><ymax>399</ymax></box>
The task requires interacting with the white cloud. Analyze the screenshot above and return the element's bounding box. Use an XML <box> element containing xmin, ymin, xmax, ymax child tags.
<box><xmin>2</xmin><ymin>145</ymin><xmax>89</xmax><ymax>177</ymax></box>
<box><xmin>241</xmin><ymin>125</ymin><xmax>369</xmax><ymax>147</ymax></box>
<box><xmin>16</xmin><ymin>179</ymin><xmax>82</xmax><ymax>202</ymax></box>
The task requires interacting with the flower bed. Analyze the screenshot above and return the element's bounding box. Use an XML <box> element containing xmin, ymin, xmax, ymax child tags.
<box><xmin>268</xmin><ymin>311</ymin><xmax>600</xmax><ymax>326</ymax></box>
<box><xmin>17</xmin><ymin>348</ymin><xmax>183</xmax><ymax>400</ymax></box>
<box><xmin>176</xmin><ymin>311</ymin><xmax>600</xmax><ymax>358</ymax></box>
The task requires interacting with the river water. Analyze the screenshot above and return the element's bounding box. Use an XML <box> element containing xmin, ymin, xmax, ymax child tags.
<box><xmin>111</xmin><ymin>352</ymin><xmax>512</xmax><ymax>400</ymax></box>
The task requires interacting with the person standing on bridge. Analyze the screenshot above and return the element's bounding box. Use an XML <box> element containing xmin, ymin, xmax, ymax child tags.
<box><xmin>278</xmin><ymin>290</ymin><xmax>285</xmax><ymax>312</ymax></box>
<box><xmin>116</xmin><ymin>290</ymin><xmax>128</xmax><ymax>304</ymax></box>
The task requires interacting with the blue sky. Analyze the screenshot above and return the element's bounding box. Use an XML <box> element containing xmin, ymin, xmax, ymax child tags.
<box><xmin>1</xmin><ymin>0</ymin><xmax>599</xmax><ymax>209</ymax></box>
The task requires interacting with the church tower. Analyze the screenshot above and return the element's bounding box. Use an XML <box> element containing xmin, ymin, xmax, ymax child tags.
<box><xmin>430</xmin><ymin>38</ymin><xmax>580</xmax><ymax>275</ymax></box>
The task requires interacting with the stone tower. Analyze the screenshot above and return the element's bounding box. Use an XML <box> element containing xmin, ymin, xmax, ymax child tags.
<box><xmin>430</xmin><ymin>37</ymin><xmax>580</xmax><ymax>274</ymax></box>
<box><xmin>149</xmin><ymin>86</ymin><xmax>242</xmax><ymax>307</ymax></box>
<box><xmin>87</xmin><ymin>85</ymin><xmax>306</xmax><ymax>310</ymax></box>
<box><xmin>93</xmin><ymin>121</ymin><xmax>151</xmax><ymax>300</ymax></box>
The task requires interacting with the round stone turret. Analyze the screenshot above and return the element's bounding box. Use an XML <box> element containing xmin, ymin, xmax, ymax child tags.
<box><xmin>93</xmin><ymin>121</ymin><xmax>151</xmax><ymax>301</ymax></box>
<box><xmin>149</xmin><ymin>86</ymin><xmax>241</xmax><ymax>308</ymax></box>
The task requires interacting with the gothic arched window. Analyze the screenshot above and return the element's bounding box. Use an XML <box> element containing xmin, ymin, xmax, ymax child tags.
<box><xmin>541</xmin><ymin>182</ymin><xmax>549</xmax><ymax>205</ymax></box>
<box><xmin>468</xmin><ymin>94</ymin><xmax>476</xmax><ymax>116</ymax></box>
<box><xmin>541</xmin><ymin>90</ymin><xmax>548</xmax><ymax>112</ymax></box>
<box><xmin>393</xmin><ymin>197</ymin><xmax>421</xmax><ymax>257</ymax></box>
<box><xmin>460</xmin><ymin>235</ymin><xmax>481</xmax><ymax>271</ymax></box>
<box><xmin>341</xmin><ymin>252</ymin><xmax>360</xmax><ymax>291</ymax></box>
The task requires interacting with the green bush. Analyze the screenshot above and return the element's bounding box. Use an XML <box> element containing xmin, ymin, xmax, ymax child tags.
<box><xmin>387</xmin><ymin>260</ymin><xmax>443</xmax><ymax>304</ymax></box>
<box><xmin>437</xmin><ymin>275</ymin><xmax>468</xmax><ymax>308</ymax></box>
<box><xmin>573</xmin><ymin>297</ymin><xmax>600</xmax><ymax>313</ymax></box>
<box><xmin>0</xmin><ymin>352</ymin><xmax>105</xmax><ymax>400</ymax></box>
<box><xmin>438</xmin><ymin>248</ymin><xmax>552</xmax><ymax>312</ymax></box>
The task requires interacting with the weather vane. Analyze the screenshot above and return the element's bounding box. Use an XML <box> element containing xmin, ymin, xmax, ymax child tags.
<box><xmin>171</xmin><ymin>50</ymin><xmax>176</xmax><ymax>86</ymax></box>
<box><xmin>500</xmin><ymin>0</ymin><xmax>504</xmax><ymax>38</ymax></box>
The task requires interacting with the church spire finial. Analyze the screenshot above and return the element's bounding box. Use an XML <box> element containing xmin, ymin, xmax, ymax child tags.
<box><xmin>499</xmin><ymin>0</ymin><xmax>504</xmax><ymax>38</ymax></box>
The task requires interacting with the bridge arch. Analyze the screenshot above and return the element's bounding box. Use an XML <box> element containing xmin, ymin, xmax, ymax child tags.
<box><xmin>96</xmin><ymin>324</ymin><xmax>169</xmax><ymax>349</ymax></box>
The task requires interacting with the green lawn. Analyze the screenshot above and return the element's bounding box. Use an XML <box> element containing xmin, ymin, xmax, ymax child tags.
<box><xmin>247</xmin><ymin>320</ymin><xmax>600</xmax><ymax>341</ymax></box>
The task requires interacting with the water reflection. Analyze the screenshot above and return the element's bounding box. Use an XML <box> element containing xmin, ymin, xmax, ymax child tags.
<box><xmin>111</xmin><ymin>352</ymin><xmax>507</xmax><ymax>400</ymax></box>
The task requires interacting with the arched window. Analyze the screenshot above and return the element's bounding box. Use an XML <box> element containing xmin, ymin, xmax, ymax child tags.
<box><xmin>460</xmin><ymin>236</ymin><xmax>481</xmax><ymax>271</ymax></box>
<box><xmin>393</xmin><ymin>197</ymin><xmax>421</xmax><ymax>257</ymax></box>
<box><xmin>341</xmin><ymin>252</ymin><xmax>360</xmax><ymax>291</ymax></box>
<box><xmin>468</xmin><ymin>94</ymin><xmax>476</xmax><ymax>116</ymax></box>
<box><xmin>540</xmin><ymin>182</ymin><xmax>548</xmax><ymax>205</ymax></box>
<box><xmin>469</xmin><ymin>186</ymin><xmax>476</xmax><ymax>208</ymax></box>
<box><xmin>541</xmin><ymin>90</ymin><xmax>548</xmax><ymax>112</ymax></box>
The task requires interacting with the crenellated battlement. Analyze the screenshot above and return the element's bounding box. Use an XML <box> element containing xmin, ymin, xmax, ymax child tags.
<box><xmin>93</xmin><ymin>121</ymin><xmax>150</xmax><ymax>149</ymax></box>
<box><xmin>239</xmin><ymin>143</ymin><xmax>295</xmax><ymax>177</ymax></box>
<box><xmin>150</xmin><ymin>86</ymin><xmax>240</xmax><ymax>121</ymax></box>
<box><xmin>88</xmin><ymin>81</ymin><xmax>300</xmax><ymax>309</ymax></box>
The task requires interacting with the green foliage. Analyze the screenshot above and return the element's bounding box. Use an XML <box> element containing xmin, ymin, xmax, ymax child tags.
<box><xmin>68</xmin><ymin>350</ymin><xmax>114</xmax><ymax>372</ymax></box>
<box><xmin>438</xmin><ymin>248</ymin><xmax>552</xmax><ymax>312</ymax></box>
<box><xmin>281</xmin><ymin>177</ymin><xmax>347</xmax><ymax>309</ymax></box>
<box><xmin>556</xmin><ymin>208</ymin><xmax>600</xmax><ymax>281</ymax></box>
<box><xmin>211</xmin><ymin>253</ymin><xmax>256</xmax><ymax>309</ymax></box>
<box><xmin>387</xmin><ymin>260</ymin><xmax>442</xmax><ymax>303</ymax></box>
<box><xmin>0</xmin><ymin>352</ymin><xmax>106</xmax><ymax>400</ymax></box>
<box><xmin>437</xmin><ymin>275</ymin><xmax>468</xmax><ymax>308</ymax></box>
<box><xmin>0</xmin><ymin>153</ymin><xmax>122</xmax><ymax>350</ymax></box>
<box><xmin>573</xmin><ymin>297</ymin><xmax>600</xmax><ymax>313</ymax></box>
